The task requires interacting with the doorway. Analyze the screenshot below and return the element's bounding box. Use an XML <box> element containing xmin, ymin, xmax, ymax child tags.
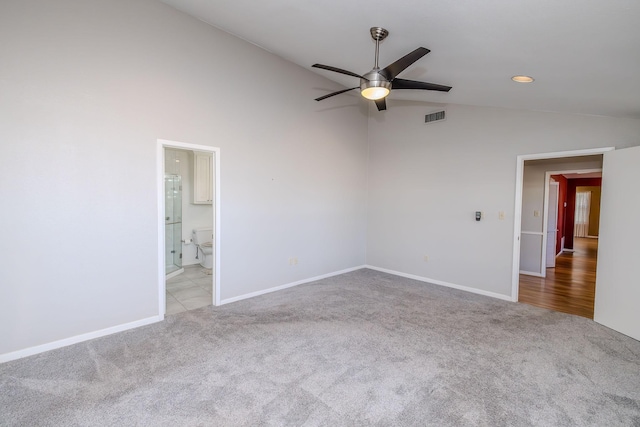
<box><xmin>157</xmin><ymin>139</ymin><xmax>221</xmax><ymax>316</ymax></box>
<box><xmin>511</xmin><ymin>147</ymin><xmax>613</xmax><ymax>309</ymax></box>
<box><xmin>517</xmin><ymin>164</ymin><xmax>603</xmax><ymax>318</ymax></box>
<box><xmin>515</xmin><ymin>145</ymin><xmax>640</xmax><ymax>340</ymax></box>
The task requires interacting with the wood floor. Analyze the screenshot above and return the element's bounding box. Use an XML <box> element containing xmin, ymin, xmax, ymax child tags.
<box><xmin>519</xmin><ymin>237</ymin><xmax>597</xmax><ymax>319</ymax></box>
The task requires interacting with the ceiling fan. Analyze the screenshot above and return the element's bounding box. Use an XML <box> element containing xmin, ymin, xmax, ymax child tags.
<box><xmin>313</xmin><ymin>27</ymin><xmax>452</xmax><ymax>111</ymax></box>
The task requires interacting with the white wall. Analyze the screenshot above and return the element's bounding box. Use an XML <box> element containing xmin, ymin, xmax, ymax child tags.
<box><xmin>519</xmin><ymin>156</ymin><xmax>603</xmax><ymax>273</ymax></box>
<box><xmin>366</xmin><ymin>101</ymin><xmax>640</xmax><ymax>298</ymax></box>
<box><xmin>165</xmin><ymin>148</ymin><xmax>212</xmax><ymax>266</ymax></box>
<box><xmin>0</xmin><ymin>0</ymin><xmax>368</xmax><ymax>357</ymax></box>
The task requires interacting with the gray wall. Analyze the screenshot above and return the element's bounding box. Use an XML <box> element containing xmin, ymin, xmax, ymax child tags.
<box><xmin>0</xmin><ymin>0</ymin><xmax>368</xmax><ymax>357</ymax></box>
<box><xmin>366</xmin><ymin>101</ymin><xmax>640</xmax><ymax>297</ymax></box>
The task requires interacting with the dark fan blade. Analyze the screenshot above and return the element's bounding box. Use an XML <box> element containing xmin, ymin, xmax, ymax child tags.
<box><xmin>380</xmin><ymin>47</ymin><xmax>430</xmax><ymax>80</ymax></box>
<box><xmin>374</xmin><ymin>98</ymin><xmax>387</xmax><ymax>111</ymax></box>
<box><xmin>312</xmin><ymin>64</ymin><xmax>367</xmax><ymax>80</ymax></box>
<box><xmin>315</xmin><ymin>87</ymin><xmax>359</xmax><ymax>102</ymax></box>
<box><xmin>392</xmin><ymin>78</ymin><xmax>452</xmax><ymax>92</ymax></box>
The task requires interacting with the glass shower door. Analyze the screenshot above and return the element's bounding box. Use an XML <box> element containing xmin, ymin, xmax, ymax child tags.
<box><xmin>165</xmin><ymin>174</ymin><xmax>183</xmax><ymax>275</ymax></box>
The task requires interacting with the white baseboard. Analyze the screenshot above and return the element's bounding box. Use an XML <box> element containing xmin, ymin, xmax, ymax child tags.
<box><xmin>220</xmin><ymin>265</ymin><xmax>367</xmax><ymax>305</ymax></box>
<box><xmin>1</xmin><ymin>265</ymin><xmax>514</xmax><ymax>363</ymax></box>
<box><xmin>519</xmin><ymin>270</ymin><xmax>545</xmax><ymax>278</ymax></box>
<box><xmin>365</xmin><ymin>265</ymin><xmax>512</xmax><ymax>302</ymax></box>
<box><xmin>0</xmin><ymin>315</ymin><xmax>163</xmax><ymax>364</ymax></box>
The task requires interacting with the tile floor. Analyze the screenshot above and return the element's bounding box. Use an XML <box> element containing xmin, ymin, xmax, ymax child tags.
<box><xmin>166</xmin><ymin>264</ymin><xmax>213</xmax><ymax>315</ymax></box>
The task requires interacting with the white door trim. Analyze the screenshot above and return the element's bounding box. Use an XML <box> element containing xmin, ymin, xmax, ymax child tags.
<box><xmin>157</xmin><ymin>139</ymin><xmax>221</xmax><ymax>316</ymax></box>
<box><xmin>511</xmin><ymin>147</ymin><xmax>613</xmax><ymax>302</ymax></box>
<box><xmin>545</xmin><ymin>181</ymin><xmax>560</xmax><ymax>269</ymax></box>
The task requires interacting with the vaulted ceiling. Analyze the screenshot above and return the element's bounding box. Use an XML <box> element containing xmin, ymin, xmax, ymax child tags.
<box><xmin>161</xmin><ymin>0</ymin><xmax>640</xmax><ymax>119</ymax></box>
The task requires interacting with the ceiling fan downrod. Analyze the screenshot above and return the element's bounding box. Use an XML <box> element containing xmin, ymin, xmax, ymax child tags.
<box><xmin>359</xmin><ymin>27</ymin><xmax>392</xmax><ymax>101</ymax></box>
<box><xmin>370</xmin><ymin>27</ymin><xmax>389</xmax><ymax>69</ymax></box>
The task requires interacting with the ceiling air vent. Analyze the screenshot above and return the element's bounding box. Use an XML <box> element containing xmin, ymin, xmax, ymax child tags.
<box><xmin>425</xmin><ymin>110</ymin><xmax>446</xmax><ymax>124</ymax></box>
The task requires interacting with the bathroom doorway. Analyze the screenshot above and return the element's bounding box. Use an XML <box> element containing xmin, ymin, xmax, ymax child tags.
<box><xmin>157</xmin><ymin>139</ymin><xmax>220</xmax><ymax>316</ymax></box>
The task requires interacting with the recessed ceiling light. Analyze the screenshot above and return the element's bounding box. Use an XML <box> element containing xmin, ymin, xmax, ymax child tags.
<box><xmin>512</xmin><ymin>75</ymin><xmax>535</xmax><ymax>83</ymax></box>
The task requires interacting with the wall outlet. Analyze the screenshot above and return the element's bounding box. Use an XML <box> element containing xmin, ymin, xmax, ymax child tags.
<box><xmin>498</xmin><ymin>211</ymin><xmax>505</xmax><ymax>220</ymax></box>
<box><xmin>534</xmin><ymin>210</ymin><xmax>540</xmax><ymax>217</ymax></box>
<box><xmin>288</xmin><ymin>257</ymin><xmax>298</xmax><ymax>266</ymax></box>
<box><xmin>423</xmin><ymin>255</ymin><xmax>429</xmax><ymax>262</ymax></box>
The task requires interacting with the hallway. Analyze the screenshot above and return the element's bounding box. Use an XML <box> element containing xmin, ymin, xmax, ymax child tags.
<box><xmin>519</xmin><ymin>237</ymin><xmax>597</xmax><ymax>318</ymax></box>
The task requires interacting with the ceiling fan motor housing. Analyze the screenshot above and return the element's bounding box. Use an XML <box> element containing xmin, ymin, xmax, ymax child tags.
<box><xmin>360</xmin><ymin>70</ymin><xmax>391</xmax><ymax>98</ymax></box>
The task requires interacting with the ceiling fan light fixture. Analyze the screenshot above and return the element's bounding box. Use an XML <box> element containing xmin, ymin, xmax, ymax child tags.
<box><xmin>360</xmin><ymin>71</ymin><xmax>391</xmax><ymax>100</ymax></box>
<box><xmin>361</xmin><ymin>86</ymin><xmax>390</xmax><ymax>100</ymax></box>
<box><xmin>511</xmin><ymin>75</ymin><xmax>534</xmax><ymax>83</ymax></box>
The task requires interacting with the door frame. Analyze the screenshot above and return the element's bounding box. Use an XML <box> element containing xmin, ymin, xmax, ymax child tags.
<box><xmin>511</xmin><ymin>147</ymin><xmax>613</xmax><ymax>302</ymax></box>
<box><xmin>157</xmin><ymin>139</ymin><xmax>221</xmax><ymax>316</ymax></box>
<box><xmin>545</xmin><ymin>180</ymin><xmax>560</xmax><ymax>269</ymax></box>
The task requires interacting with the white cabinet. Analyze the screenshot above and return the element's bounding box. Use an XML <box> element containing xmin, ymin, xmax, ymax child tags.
<box><xmin>193</xmin><ymin>151</ymin><xmax>213</xmax><ymax>204</ymax></box>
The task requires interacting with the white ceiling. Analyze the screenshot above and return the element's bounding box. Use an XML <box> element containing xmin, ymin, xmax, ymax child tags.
<box><xmin>161</xmin><ymin>0</ymin><xmax>640</xmax><ymax>119</ymax></box>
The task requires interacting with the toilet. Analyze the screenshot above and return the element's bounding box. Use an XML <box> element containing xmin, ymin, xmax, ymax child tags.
<box><xmin>192</xmin><ymin>227</ymin><xmax>213</xmax><ymax>269</ymax></box>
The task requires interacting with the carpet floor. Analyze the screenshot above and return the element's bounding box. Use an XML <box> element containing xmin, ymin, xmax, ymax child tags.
<box><xmin>2</xmin><ymin>269</ymin><xmax>640</xmax><ymax>426</ymax></box>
